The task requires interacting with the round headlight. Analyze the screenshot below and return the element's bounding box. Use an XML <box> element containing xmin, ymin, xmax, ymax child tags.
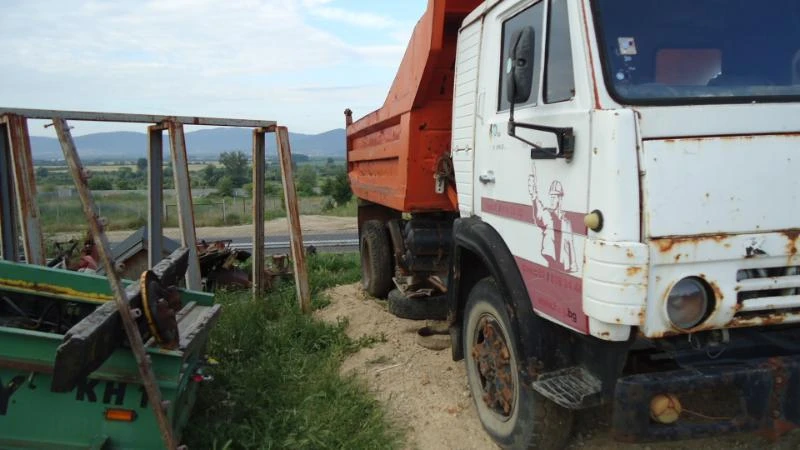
<box><xmin>666</xmin><ymin>278</ymin><xmax>711</xmax><ymax>329</ymax></box>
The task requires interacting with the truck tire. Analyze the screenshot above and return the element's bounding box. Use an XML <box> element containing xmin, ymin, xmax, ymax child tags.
<box><xmin>360</xmin><ymin>220</ymin><xmax>393</xmax><ymax>298</ymax></box>
<box><xmin>387</xmin><ymin>289</ymin><xmax>448</xmax><ymax>320</ymax></box>
<box><xmin>464</xmin><ymin>278</ymin><xmax>572</xmax><ymax>450</ymax></box>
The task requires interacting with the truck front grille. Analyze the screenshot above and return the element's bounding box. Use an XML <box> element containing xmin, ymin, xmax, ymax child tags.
<box><xmin>735</xmin><ymin>265</ymin><xmax>800</xmax><ymax>319</ymax></box>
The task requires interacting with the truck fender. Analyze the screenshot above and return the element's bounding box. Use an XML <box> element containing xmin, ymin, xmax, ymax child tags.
<box><xmin>447</xmin><ymin>216</ymin><xmax>569</xmax><ymax>384</ymax></box>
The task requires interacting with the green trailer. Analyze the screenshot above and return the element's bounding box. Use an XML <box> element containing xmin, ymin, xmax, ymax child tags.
<box><xmin>0</xmin><ymin>255</ymin><xmax>220</xmax><ymax>449</ymax></box>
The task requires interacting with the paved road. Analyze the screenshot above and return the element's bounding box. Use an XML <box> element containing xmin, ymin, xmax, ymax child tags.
<box><xmin>224</xmin><ymin>231</ymin><xmax>358</xmax><ymax>253</ymax></box>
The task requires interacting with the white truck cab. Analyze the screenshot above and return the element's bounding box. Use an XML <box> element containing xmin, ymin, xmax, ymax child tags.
<box><xmin>455</xmin><ymin>0</ymin><xmax>800</xmax><ymax>342</ymax></box>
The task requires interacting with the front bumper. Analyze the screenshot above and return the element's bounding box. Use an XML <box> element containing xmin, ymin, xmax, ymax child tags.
<box><xmin>613</xmin><ymin>354</ymin><xmax>800</xmax><ymax>442</ymax></box>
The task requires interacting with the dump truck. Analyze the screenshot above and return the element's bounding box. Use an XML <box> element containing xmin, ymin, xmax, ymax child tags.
<box><xmin>345</xmin><ymin>0</ymin><xmax>800</xmax><ymax>448</ymax></box>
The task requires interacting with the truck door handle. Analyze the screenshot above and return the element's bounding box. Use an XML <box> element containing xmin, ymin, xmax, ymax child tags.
<box><xmin>479</xmin><ymin>172</ymin><xmax>495</xmax><ymax>184</ymax></box>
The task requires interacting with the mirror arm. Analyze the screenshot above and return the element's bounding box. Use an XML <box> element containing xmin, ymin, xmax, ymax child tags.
<box><xmin>507</xmin><ymin>115</ymin><xmax>575</xmax><ymax>161</ymax></box>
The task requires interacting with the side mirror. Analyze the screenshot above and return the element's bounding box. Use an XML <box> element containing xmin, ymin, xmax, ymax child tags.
<box><xmin>505</xmin><ymin>26</ymin><xmax>535</xmax><ymax>104</ymax></box>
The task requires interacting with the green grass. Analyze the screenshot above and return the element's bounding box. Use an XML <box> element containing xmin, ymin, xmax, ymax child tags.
<box><xmin>183</xmin><ymin>254</ymin><xmax>403</xmax><ymax>450</ymax></box>
<box><xmin>37</xmin><ymin>192</ymin><xmax>348</xmax><ymax>233</ymax></box>
<box><xmin>321</xmin><ymin>198</ymin><xmax>357</xmax><ymax>218</ymax></box>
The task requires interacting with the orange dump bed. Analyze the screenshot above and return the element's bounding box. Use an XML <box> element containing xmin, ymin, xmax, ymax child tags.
<box><xmin>345</xmin><ymin>0</ymin><xmax>481</xmax><ymax>213</ymax></box>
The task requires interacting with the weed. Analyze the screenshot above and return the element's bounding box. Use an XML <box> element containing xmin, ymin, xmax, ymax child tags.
<box><xmin>184</xmin><ymin>254</ymin><xmax>402</xmax><ymax>449</ymax></box>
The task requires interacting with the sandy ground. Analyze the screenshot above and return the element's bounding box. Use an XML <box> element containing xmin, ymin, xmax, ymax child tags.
<box><xmin>316</xmin><ymin>283</ymin><xmax>800</xmax><ymax>450</ymax></box>
<box><xmin>50</xmin><ymin>215</ymin><xmax>357</xmax><ymax>242</ymax></box>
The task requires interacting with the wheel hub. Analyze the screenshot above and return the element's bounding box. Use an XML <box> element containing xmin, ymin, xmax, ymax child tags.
<box><xmin>471</xmin><ymin>315</ymin><xmax>514</xmax><ymax>417</ymax></box>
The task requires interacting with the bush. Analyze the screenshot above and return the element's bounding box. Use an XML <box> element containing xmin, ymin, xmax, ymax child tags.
<box><xmin>321</xmin><ymin>170</ymin><xmax>352</xmax><ymax>205</ymax></box>
<box><xmin>216</xmin><ymin>176</ymin><xmax>234</xmax><ymax>197</ymax></box>
<box><xmin>88</xmin><ymin>177</ymin><xmax>113</xmax><ymax>190</ymax></box>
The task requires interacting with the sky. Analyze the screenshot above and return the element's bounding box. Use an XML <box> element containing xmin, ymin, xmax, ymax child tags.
<box><xmin>0</xmin><ymin>0</ymin><xmax>427</xmax><ymax>137</ymax></box>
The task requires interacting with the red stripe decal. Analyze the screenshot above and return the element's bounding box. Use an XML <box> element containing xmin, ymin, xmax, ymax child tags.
<box><xmin>481</xmin><ymin>197</ymin><xmax>587</xmax><ymax>236</ymax></box>
<box><xmin>515</xmin><ymin>256</ymin><xmax>588</xmax><ymax>334</ymax></box>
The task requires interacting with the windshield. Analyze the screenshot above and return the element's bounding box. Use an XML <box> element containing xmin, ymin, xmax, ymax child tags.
<box><xmin>592</xmin><ymin>0</ymin><xmax>800</xmax><ymax>104</ymax></box>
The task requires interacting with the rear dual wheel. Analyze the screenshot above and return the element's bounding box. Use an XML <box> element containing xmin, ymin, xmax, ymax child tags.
<box><xmin>464</xmin><ymin>278</ymin><xmax>573</xmax><ymax>449</ymax></box>
<box><xmin>360</xmin><ymin>220</ymin><xmax>393</xmax><ymax>298</ymax></box>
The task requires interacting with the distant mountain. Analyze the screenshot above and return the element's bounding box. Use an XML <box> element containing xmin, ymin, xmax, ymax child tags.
<box><xmin>30</xmin><ymin>128</ymin><xmax>346</xmax><ymax>161</ymax></box>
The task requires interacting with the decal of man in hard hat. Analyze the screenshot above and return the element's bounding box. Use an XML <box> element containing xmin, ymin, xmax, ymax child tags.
<box><xmin>529</xmin><ymin>168</ymin><xmax>578</xmax><ymax>273</ymax></box>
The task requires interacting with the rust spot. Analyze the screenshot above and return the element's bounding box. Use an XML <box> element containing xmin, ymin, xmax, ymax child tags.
<box><xmin>758</xmin><ymin>419</ymin><xmax>798</xmax><ymax>442</ymax></box>
<box><xmin>657</xmin><ymin>239</ymin><xmax>676</xmax><ymax>253</ymax></box>
<box><xmin>655</xmin><ymin>234</ymin><xmax>730</xmax><ymax>253</ymax></box>
<box><xmin>626</xmin><ymin>266</ymin><xmax>642</xmax><ymax>277</ymax></box>
<box><xmin>729</xmin><ymin>312</ymin><xmax>789</xmax><ymax>328</ymax></box>
<box><xmin>626</xmin><ymin>249</ymin><xmax>635</xmax><ymax>259</ymax></box>
<box><xmin>674</xmin><ymin>254</ymin><xmax>681</xmax><ymax>263</ymax></box>
<box><xmin>783</xmin><ymin>229</ymin><xmax>799</xmax><ymax>260</ymax></box>
<box><xmin>600</xmin><ymin>331</ymin><xmax>610</xmax><ymax>338</ymax></box>
<box><xmin>649</xmin><ymin>329</ymin><xmax>683</xmax><ymax>338</ymax></box>
<box><xmin>614</xmin><ymin>318</ymin><xmax>622</xmax><ymax>324</ymax></box>
<box><xmin>783</xmin><ymin>228</ymin><xmax>800</xmax><ymax>241</ymax></box>
<box><xmin>708</xmin><ymin>281</ymin><xmax>724</xmax><ymax>302</ymax></box>
<box><xmin>720</xmin><ymin>134</ymin><xmax>755</xmax><ymax>141</ymax></box>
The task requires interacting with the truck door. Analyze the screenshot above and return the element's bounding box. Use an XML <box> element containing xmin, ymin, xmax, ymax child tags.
<box><xmin>473</xmin><ymin>0</ymin><xmax>593</xmax><ymax>333</ymax></box>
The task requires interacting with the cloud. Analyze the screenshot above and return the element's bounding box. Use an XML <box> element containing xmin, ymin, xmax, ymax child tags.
<box><xmin>309</xmin><ymin>7</ymin><xmax>397</xmax><ymax>29</ymax></box>
<box><xmin>0</xmin><ymin>0</ymin><xmax>423</xmax><ymax>134</ymax></box>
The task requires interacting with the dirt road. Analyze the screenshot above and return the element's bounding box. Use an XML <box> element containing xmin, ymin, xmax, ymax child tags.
<box><xmin>317</xmin><ymin>284</ymin><xmax>800</xmax><ymax>450</ymax></box>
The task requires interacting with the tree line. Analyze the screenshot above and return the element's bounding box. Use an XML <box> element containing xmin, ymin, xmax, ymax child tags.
<box><xmin>35</xmin><ymin>150</ymin><xmax>352</xmax><ymax>207</ymax></box>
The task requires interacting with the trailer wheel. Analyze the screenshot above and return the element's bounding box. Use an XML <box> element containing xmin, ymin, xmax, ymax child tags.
<box><xmin>387</xmin><ymin>289</ymin><xmax>448</xmax><ymax>320</ymax></box>
<box><xmin>360</xmin><ymin>220</ymin><xmax>393</xmax><ymax>298</ymax></box>
<box><xmin>464</xmin><ymin>278</ymin><xmax>572</xmax><ymax>450</ymax></box>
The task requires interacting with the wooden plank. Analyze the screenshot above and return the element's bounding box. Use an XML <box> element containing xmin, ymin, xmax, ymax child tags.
<box><xmin>0</xmin><ymin>122</ymin><xmax>19</xmax><ymax>261</ymax></box>
<box><xmin>51</xmin><ymin>247</ymin><xmax>189</xmax><ymax>393</ymax></box>
<box><xmin>275</xmin><ymin>126</ymin><xmax>311</xmax><ymax>314</ymax></box>
<box><xmin>3</xmin><ymin>114</ymin><xmax>45</xmax><ymax>265</ymax></box>
<box><xmin>147</xmin><ymin>126</ymin><xmax>164</xmax><ymax>268</ymax></box>
<box><xmin>252</xmin><ymin>129</ymin><xmax>267</xmax><ymax>296</ymax></box>
<box><xmin>54</xmin><ymin>117</ymin><xmax>178</xmax><ymax>449</ymax></box>
<box><xmin>167</xmin><ymin>121</ymin><xmax>202</xmax><ymax>291</ymax></box>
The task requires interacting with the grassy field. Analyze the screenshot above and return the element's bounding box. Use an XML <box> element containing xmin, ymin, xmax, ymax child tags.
<box><xmin>184</xmin><ymin>253</ymin><xmax>403</xmax><ymax>449</ymax></box>
<box><xmin>41</xmin><ymin>163</ymin><xmax>219</xmax><ymax>173</ymax></box>
<box><xmin>37</xmin><ymin>192</ymin><xmax>332</xmax><ymax>233</ymax></box>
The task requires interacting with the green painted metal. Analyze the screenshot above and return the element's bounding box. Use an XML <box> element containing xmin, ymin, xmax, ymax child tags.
<box><xmin>0</xmin><ymin>259</ymin><xmax>213</xmax><ymax>306</ymax></box>
<box><xmin>0</xmin><ymin>261</ymin><xmax>216</xmax><ymax>448</ymax></box>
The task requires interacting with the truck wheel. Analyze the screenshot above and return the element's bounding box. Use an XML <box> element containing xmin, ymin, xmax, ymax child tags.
<box><xmin>360</xmin><ymin>220</ymin><xmax>393</xmax><ymax>298</ymax></box>
<box><xmin>387</xmin><ymin>289</ymin><xmax>448</xmax><ymax>320</ymax></box>
<box><xmin>464</xmin><ymin>278</ymin><xmax>572</xmax><ymax>450</ymax></box>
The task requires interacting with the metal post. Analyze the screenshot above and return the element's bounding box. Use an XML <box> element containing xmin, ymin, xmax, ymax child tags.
<box><xmin>3</xmin><ymin>114</ymin><xmax>45</xmax><ymax>265</ymax></box>
<box><xmin>166</xmin><ymin>121</ymin><xmax>202</xmax><ymax>291</ymax></box>
<box><xmin>252</xmin><ymin>128</ymin><xmax>267</xmax><ymax>296</ymax></box>
<box><xmin>147</xmin><ymin>126</ymin><xmax>164</xmax><ymax>268</ymax></box>
<box><xmin>275</xmin><ymin>126</ymin><xmax>311</xmax><ymax>313</ymax></box>
<box><xmin>0</xmin><ymin>123</ymin><xmax>19</xmax><ymax>261</ymax></box>
<box><xmin>52</xmin><ymin>118</ymin><xmax>178</xmax><ymax>450</ymax></box>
